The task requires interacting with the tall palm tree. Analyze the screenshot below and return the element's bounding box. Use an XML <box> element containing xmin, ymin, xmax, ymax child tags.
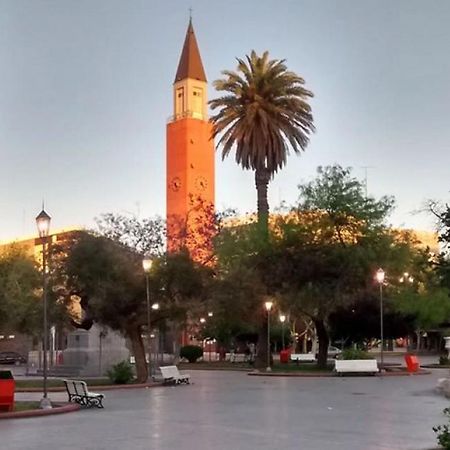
<box><xmin>209</xmin><ymin>50</ymin><xmax>315</xmax><ymax>234</ymax></box>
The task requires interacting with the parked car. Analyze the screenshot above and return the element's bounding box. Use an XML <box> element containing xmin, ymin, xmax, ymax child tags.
<box><xmin>0</xmin><ymin>351</ymin><xmax>27</xmax><ymax>365</ymax></box>
<box><xmin>315</xmin><ymin>346</ymin><xmax>342</xmax><ymax>360</ymax></box>
<box><xmin>328</xmin><ymin>346</ymin><xmax>342</xmax><ymax>358</ymax></box>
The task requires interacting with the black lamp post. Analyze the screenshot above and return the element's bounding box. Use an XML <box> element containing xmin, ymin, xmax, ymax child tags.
<box><xmin>375</xmin><ymin>268</ymin><xmax>385</xmax><ymax>375</ymax></box>
<box><xmin>264</xmin><ymin>301</ymin><xmax>273</xmax><ymax>372</ymax></box>
<box><xmin>36</xmin><ymin>208</ymin><xmax>52</xmax><ymax>409</ymax></box>
<box><xmin>142</xmin><ymin>257</ymin><xmax>153</xmax><ymax>380</ymax></box>
<box><xmin>279</xmin><ymin>314</ymin><xmax>286</xmax><ymax>350</ymax></box>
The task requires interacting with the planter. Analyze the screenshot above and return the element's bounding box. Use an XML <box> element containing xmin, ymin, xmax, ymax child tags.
<box><xmin>0</xmin><ymin>371</ymin><xmax>15</xmax><ymax>412</ymax></box>
<box><xmin>335</xmin><ymin>359</ymin><xmax>378</xmax><ymax>374</ymax></box>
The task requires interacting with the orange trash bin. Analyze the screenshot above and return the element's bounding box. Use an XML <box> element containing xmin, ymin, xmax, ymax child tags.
<box><xmin>404</xmin><ymin>354</ymin><xmax>420</xmax><ymax>373</ymax></box>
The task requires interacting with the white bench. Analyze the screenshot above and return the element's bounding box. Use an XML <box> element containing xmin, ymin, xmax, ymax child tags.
<box><xmin>227</xmin><ymin>352</ymin><xmax>248</xmax><ymax>363</ymax></box>
<box><xmin>159</xmin><ymin>365</ymin><xmax>190</xmax><ymax>385</ymax></box>
<box><xmin>63</xmin><ymin>379</ymin><xmax>104</xmax><ymax>408</ymax></box>
<box><xmin>335</xmin><ymin>359</ymin><xmax>379</xmax><ymax>375</ymax></box>
<box><xmin>290</xmin><ymin>353</ymin><xmax>316</xmax><ymax>363</ymax></box>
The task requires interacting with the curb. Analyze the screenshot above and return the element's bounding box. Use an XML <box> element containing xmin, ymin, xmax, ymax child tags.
<box><xmin>248</xmin><ymin>369</ymin><xmax>432</xmax><ymax>378</ymax></box>
<box><xmin>16</xmin><ymin>382</ymin><xmax>162</xmax><ymax>393</ymax></box>
<box><xmin>0</xmin><ymin>402</ymin><xmax>80</xmax><ymax>420</ymax></box>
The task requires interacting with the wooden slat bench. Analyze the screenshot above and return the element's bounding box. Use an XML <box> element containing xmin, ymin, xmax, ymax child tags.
<box><xmin>334</xmin><ymin>359</ymin><xmax>379</xmax><ymax>375</ymax></box>
<box><xmin>159</xmin><ymin>366</ymin><xmax>190</xmax><ymax>385</ymax></box>
<box><xmin>63</xmin><ymin>379</ymin><xmax>104</xmax><ymax>408</ymax></box>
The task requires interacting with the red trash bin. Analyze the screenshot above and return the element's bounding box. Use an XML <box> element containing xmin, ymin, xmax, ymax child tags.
<box><xmin>404</xmin><ymin>354</ymin><xmax>420</xmax><ymax>373</ymax></box>
<box><xmin>0</xmin><ymin>370</ymin><xmax>15</xmax><ymax>412</ymax></box>
<box><xmin>280</xmin><ymin>349</ymin><xmax>290</xmax><ymax>364</ymax></box>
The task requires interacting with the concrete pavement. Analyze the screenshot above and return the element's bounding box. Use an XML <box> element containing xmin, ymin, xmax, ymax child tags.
<box><xmin>2</xmin><ymin>369</ymin><xmax>450</xmax><ymax>449</ymax></box>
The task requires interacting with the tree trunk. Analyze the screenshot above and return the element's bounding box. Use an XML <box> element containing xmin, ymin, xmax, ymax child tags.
<box><xmin>255</xmin><ymin>168</ymin><xmax>271</xmax><ymax>237</ymax></box>
<box><xmin>314</xmin><ymin>319</ymin><xmax>329</xmax><ymax>369</ymax></box>
<box><xmin>255</xmin><ymin>316</ymin><xmax>272</xmax><ymax>369</ymax></box>
<box><xmin>129</xmin><ymin>326</ymin><xmax>148</xmax><ymax>383</ymax></box>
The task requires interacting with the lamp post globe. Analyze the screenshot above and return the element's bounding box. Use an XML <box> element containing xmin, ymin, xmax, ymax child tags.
<box><xmin>35</xmin><ymin>208</ymin><xmax>52</xmax><ymax>409</ymax></box>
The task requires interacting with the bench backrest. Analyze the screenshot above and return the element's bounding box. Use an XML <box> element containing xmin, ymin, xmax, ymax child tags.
<box><xmin>290</xmin><ymin>354</ymin><xmax>315</xmax><ymax>361</ymax></box>
<box><xmin>335</xmin><ymin>359</ymin><xmax>378</xmax><ymax>371</ymax></box>
<box><xmin>64</xmin><ymin>379</ymin><xmax>88</xmax><ymax>396</ymax></box>
<box><xmin>160</xmin><ymin>365</ymin><xmax>180</xmax><ymax>379</ymax></box>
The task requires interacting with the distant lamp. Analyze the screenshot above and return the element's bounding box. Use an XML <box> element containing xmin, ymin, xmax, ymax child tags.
<box><xmin>375</xmin><ymin>268</ymin><xmax>385</xmax><ymax>284</ymax></box>
<box><xmin>200</xmin><ymin>317</ymin><xmax>206</xmax><ymax>324</ymax></box>
<box><xmin>279</xmin><ymin>314</ymin><xmax>286</xmax><ymax>323</ymax></box>
<box><xmin>264</xmin><ymin>301</ymin><xmax>273</xmax><ymax>312</ymax></box>
<box><xmin>151</xmin><ymin>303</ymin><xmax>160</xmax><ymax>310</ymax></box>
<box><xmin>399</xmin><ymin>272</ymin><xmax>414</xmax><ymax>284</ymax></box>
<box><xmin>208</xmin><ymin>312</ymin><xmax>213</xmax><ymax>317</ymax></box>
<box><xmin>142</xmin><ymin>258</ymin><xmax>153</xmax><ymax>274</ymax></box>
<box><xmin>35</xmin><ymin>209</ymin><xmax>51</xmax><ymax>238</ymax></box>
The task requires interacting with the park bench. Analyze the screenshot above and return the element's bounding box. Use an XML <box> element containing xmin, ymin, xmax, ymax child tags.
<box><xmin>227</xmin><ymin>352</ymin><xmax>248</xmax><ymax>363</ymax></box>
<box><xmin>334</xmin><ymin>359</ymin><xmax>379</xmax><ymax>375</ymax></box>
<box><xmin>63</xmin><ymin>379</ymin><xmax>104</xmax><ymax>408</ymax></box>
<box><xmin>290</xmin><ymin>353</ymin><xmax>316</xmax><ymax>363</ymax></box>
<box><xmin>159</xmin><ymin>366</ymin><xmax>190</xmax><ymax>385</ymax></box>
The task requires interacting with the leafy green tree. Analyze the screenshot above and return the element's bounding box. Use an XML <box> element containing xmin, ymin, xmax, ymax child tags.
<box><xmin>391</xmin><ymin>245</ymin><xmax>450</xmax><ymax>349</ymax></box>
<box><xmin>329</xmin><ymin>296</ymin><xmax>416</xmax><ymax>346</ymax></box>
<box><xmin>212</xmin><ymin>221</ymin><xmax>275</xmax><ymax>367</ymax></box>
<box><xmin>210</xmin><ymin>50</ymin><xmax>315</xmax><ymax>235</ymax></box>
<box><xmin>435</xmin><ymin>204</ymin><xmax>450</xmax><ymax>289</ymax></box>
<box><xmin>261</xmin><ymin>165</ymin><xmax>416</xmax><ymax>367</ymax></box>
<box><xmin>0</xmin><ymin>248</ymin><xmax>41</xmax><ymax>335</ymax></box>
<box><xmin>62</xmin><ymin>231</ymin><xmax>210</xmax><ymax>382</ymax></box>
<box><xmin>95</xmin><ymin>213</ymin><xmax>165</xmax><ymax>256</ymax></box>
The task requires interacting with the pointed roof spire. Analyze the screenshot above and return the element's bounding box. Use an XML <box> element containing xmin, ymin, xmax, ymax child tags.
<box><xmin>174</xmin><ymin>19</ymin><xmax>207</xmax><ymax>83</ymax></box>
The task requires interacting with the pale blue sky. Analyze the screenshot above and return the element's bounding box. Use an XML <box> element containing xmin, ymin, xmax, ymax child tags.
<box><xmin>1</xmin><ymin>0</ymin><xmax>449</xmax><ymax>241</ymax></box>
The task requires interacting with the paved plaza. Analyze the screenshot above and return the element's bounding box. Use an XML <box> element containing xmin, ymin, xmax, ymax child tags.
<box><xmin>2</xmin><ymin>368</ymin><xmax>449</xmax><ymax>450</ymax></box>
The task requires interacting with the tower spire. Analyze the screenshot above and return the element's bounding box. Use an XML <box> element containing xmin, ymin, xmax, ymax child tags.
<box><xmin>174</xmin><ymin>20</ymin><xmax>207</xmax><ymax>83</ymax></box>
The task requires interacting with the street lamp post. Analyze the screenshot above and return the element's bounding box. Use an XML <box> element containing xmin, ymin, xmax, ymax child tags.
<box><xmin>35</xmin><ymin>208</ymin><xmax>52</xmax><ymax>409</ymax></box>
<box><xmin>279</xmin><ymin>314</ymin><xmax>286</xmax><ymax>350</ymax></box>
<box><xmin>264</xmin><ymin>301</ymin><xmax>273</xmax><ymax>372</ymax></box>
<box><xmin>375</xmin><ymin>268</ymin><xmax>385</xmax><ymax>374</ymax></box>
<box><xmin>142</xmin><ymin>257</ymin><xmax>153</xmax><ymax>381</ymax></box>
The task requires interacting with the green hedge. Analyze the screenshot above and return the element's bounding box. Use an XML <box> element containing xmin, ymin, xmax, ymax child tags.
<box><xmin>180</xmin><ymin>345</ymin><xmax>203</xmax><ymax>363</ymax></box>
<box><xmin>341</xmin><ymin>348</ymin><xmax>372</xmax><ymax>360</ymax></box>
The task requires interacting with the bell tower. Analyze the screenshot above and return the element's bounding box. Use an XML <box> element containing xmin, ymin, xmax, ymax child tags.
<box><xmin>166</xmin><ymin>20</ymin><xmax>215</xmax><ymax>263</ymax></box>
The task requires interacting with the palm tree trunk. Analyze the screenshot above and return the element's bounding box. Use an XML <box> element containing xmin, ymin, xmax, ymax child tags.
<box><xmin>255</xmin><ymin>168</ymin><xmax>270</xmax><ymax>237</ymax></box>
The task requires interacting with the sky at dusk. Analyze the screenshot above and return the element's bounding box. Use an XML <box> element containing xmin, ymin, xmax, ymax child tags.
<box><xmin>1</xmin><ymin>0</ymin><xmax>449</xmax><ymax>241</ymax></box>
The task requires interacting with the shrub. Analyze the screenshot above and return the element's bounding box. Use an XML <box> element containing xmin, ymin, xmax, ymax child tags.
<box><xmin>440</xmin><ymin>354</ymin><xmax>450</xmax><ymax>366</ymax></box>
<box><xmin>107</xmin><ymin>361</ymin><xmax>134</xmax><ymax>384</ymax></box>
<box><xmin>341</xmin><ymin>348</ymin><xmax>372</xmax><ymax>360</ymax></box>
<box><xmin>180</xmin><ymin>345</ymin><xmax>203</xmax><ymax>363</ymax></box>
<box><xmin>434</xmin><ymin>407</ymin><xmax>450</xmax><ymax>449</ymax></box>
<box><xmin>0</xmin><ymin>370</ymin><xmax>13</xmax><ymax>380</ymax></box>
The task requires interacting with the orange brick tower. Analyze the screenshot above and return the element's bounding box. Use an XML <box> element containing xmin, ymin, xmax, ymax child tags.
<box><xmin>166</xmin><ymin>20</ymin><xmax>215</xmax><ymax>263</ymax></box>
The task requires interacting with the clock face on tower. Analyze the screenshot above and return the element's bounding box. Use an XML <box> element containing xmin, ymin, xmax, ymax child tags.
<box><xmin>195</xmin><ymin>176</ymin><xmax>208</xmax><ymax>191</ymax></box>
<box><xmin>169</xmin><ymin>177</ymin><xmax>181</xmax><ymax>192</ymax></box>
